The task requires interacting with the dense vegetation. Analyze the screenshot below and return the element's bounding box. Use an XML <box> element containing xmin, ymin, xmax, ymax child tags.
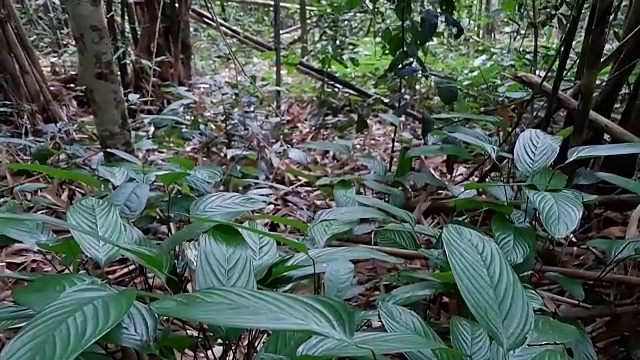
<box><xmin>2</xmin><ymin>0</ymin><xmax>640</xmax><ymax>358</ymax></box>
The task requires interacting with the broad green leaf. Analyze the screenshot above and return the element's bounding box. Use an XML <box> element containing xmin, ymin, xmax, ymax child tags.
<box><xmin>377</xmin><ymin>281</ymin><xmax>444</xmax><ymax>305</ymax></box>
<box><xmin>253</xmin><ymin>214</ymin><xmax>309</xmax><ymax>232</ymax></box>
<box><xmin>442</xmin><ymin>224</ymin><xmax>534</xmax><ymax>350</ymax></box>
<box><xmin>258</xmin><ymin>330</ymin><xmax>312</xmax><ymax>359</ymax></box>
<box><xmin>524</xmin><ymin>286</ymin><xmax>546</xmax><ymax>310</ymax></box>
<box><xmin>7</xmin><ymin>163</ymin><xmax>103</xmax><ymax>189</ymax></box>
<box><xmin>566</xmin><ymin>143</ymin><xmax>640</xmax><ymax>163</ymax></box>
<box><xmin>104</xmin><ymin>301</ymin><xmax>157</xmax><ymax>349</ymax></box>
<box><xmin>406</xmin><ymin>144</ymin><xmax>472</xmax><ymax>158</ymax></box>
<box><xmin>489</xmin><ymin>342</ymin><xmax>508</xmax><ymax>360</ymax></box>
<box><xmin>404</xmin><ymin>170</ymin><xmax>446</xmax><ymax>187</ymax></box>
<box><xmin>97</xmin><ymin>165</ymin><xmax>130</xmax><ymax>186</ymax></box>
<box><xmin>525</xmin><ymin>190</ymin><xmax>584</xmax><ymax>238</ymax></box>
<box><xmin>150</xmin><ymin>287</ymin><xmax>355</xmax><ymax>340</ymax></box>
<box><xmin>349</xmin><ymin>195</ymin><xmax>416</xmax><ymax>226</ymax></box>
<box><xmin>379</xmin><ymin>303</ymin><xmax>443</xmax><ymax>360</ymax></box>
<box><xmin>594</xmin><ymin>171</ymin><xmax>640</xmax><ymax>194</ymax></box>
<box><xmin>510</xmin><ymin>345</ymin><xmax>566</xmax><ymax>360</ymax></box>
<box><xmin>323</xmin><ymin>260</ymin><xmax>358</xmax><ymax>299</ymax></box>
<box><xmin>299</xmin><ymin>140</ymin><xmax>352</xmax><ymax>155</ymax></box>
<box><xmin>285</xmin><ymin>247</ymin><xmax>402</xmax><ymax>267</ymax></box>
<box><xmin>109</xmin><ymin>182</ymin><xmax>150</xmax><ymax>219</ymax></box>
<box><xmin>447</xmin><ymin>131</ymin><xmax>499</xmax><ymax>159</ymax></box>
<box><xmin>568</xmin><ymin>327</ymin><xmax>597</xmax><ymax>360</ymax></box>
<box><xmin>359</xmin><ymin>155</ymin><xmax>387</xmax><ymax>175</ymax></box>
<box><xmin>434</xmin><ymin>76</ymin><xmax>459</xmax><ymax>105</ymax></box>
<box><xmin>530</xmin><ymin>349</ymin><xmax>572</xmax><ymax>360</ymax></box>
<box><xmin>0</xmin><ymin>217</ymin><xmax>55</xmax><ymax>246</ymax></box>
<box><xmin>162</xmin><ymin>221</ymin><xmax>213</xmax><ymax>250</ymax></box>
<box><xmin>376</xmin><ymin>229</ymin><xmax>420</xmax><ymax>250</ymax></box>
<box><xmin>195</xmin><ymin>225</ymin><xmax>256</xmax><ymax>290</ymax></box>
<box><xmin>513</xmin><ymin>129</ymin><xmax>561</xmax><ymax>176</ymax></box>
<box><xmin>527</xmin><ymin>169</ymin><xmax>567</xmax><ymax>191</ymax></box>
<box><xmin>239</xmin><ymin>220</ymin><xmax>278</xmax><ymax>279</ymax></box>
<box><xmin>528</xmin><ymin>316</ymin><xmax>579</xmax><ymax>345</ymax></box>
<box><xmin>313</xmin><ymin>206</ymin><xmax>389</xmax><ymax>222</ymax></box>
<box><xmin>190</xmin><ymin>192</ymin><xmax>269</xmax><ymax>221</ymax></box>
<box><xmin>545</xmin><ymin>272</ymin><xmax>585</xmax><ymax>300</ymax></box>
<box><xmin>588</xmin><ymin>238</ymin><xmax>640</xmax><ymax>261</ymax></box>
<box><xmin>185</xmin><ymin>165</ymin><xmax>224</xmax><ymax>194</ymax></box>
<box><xmin>117</xmin><ymin>241</ymin><xmax>172</xmax><ymax>281</ymax></box>
<box><xmin>123</xmin><ymin>223</ymin><xmax>148</xmax><ymax>246</ymax></box>
<box><xmin>105</xmin><ymin>149</ymin><xmax>142</xmax><ymax>166</ymax></box>
<box><xmin>491</xmin><ymin>214</ymin><xmax>536</xmax><ymax>265</ymax></box>
<box><xmin>334</xmin><ymin>182</ymin><xmax>358</xmax><ymax>207</ymax></box>
<box><xmin>306</xmin><ymin>220</ymin><xmax>356</xmax><ymax>249</ymax></box>
<box><xmin>450</xmin><ymin>316</ymin><xmax>491</xmax><ymax>360</ymax></box>
<box><xmin>363</xmin><ymin>180</ymin><xmax>404</xmax><ymax>199</ymax></box>
<box><xmin>0</xmin><ymin>282</ymin><xmax>135</xmax><ymax>360</ymax></box>
<box><xmin>67</xmin><ymin>197</ymin><xmax>126</xmax><ymax>266</ymax></box>
<box><xmin>287</xmin><ymin>148</ymin><xmax>309</xmax><ymax>165</ymax></box>
<box><xmin>0</xmin><ymin>302</ymin><xmax>35</xmax><ymax>322</ymax></box>
<box><xmin>12</xmin><ymin>273</ymin><xmax>92</xmax><ymax>310</ymax></box>
<box><xmin>296</xmin><ymin>332</ymin><xmax>449</xmax><ymax>357</ymax></box>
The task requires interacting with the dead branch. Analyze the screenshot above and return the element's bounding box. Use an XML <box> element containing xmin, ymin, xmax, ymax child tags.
<box><xmin>513</xmin><ymin>72</ymin><xmax>640</xmax><ymax>143</ymax></box>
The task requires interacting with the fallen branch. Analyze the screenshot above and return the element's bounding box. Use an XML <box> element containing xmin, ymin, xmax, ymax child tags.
<box><xmin>328</xmin><ymin>241</ymin><xmax>424</xmax><ymax>259</ymax></box>
<box><xmin>539</xmin><ymin>265</ymin><xmax>640</xmax><ymax>286</ymax></box>
<box><xmin>513</xmin><ymin>72</ymin><xmax>640</xmax><ymax>143</ymax></box>
<box><xmin>558</xmin><ymin>303</ymin><xmax>640</xmax><ymax>319</ymax></box>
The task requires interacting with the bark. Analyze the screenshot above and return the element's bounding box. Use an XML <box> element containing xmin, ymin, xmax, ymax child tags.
<box><xmin>274</xmin><ymin>0</ymin><xmax>282</xmax><ymax>110</ymax></box>
<box><xmin>0</xmin><ymin>0</ymin><xmax>64</xmax><ymax>123</ymax></box>
<box><xmin>299</xmin><ymin>0</ymin><xmax>307</xmax><ymax>57</ymax></box>
<box><xmin>63</xmin><ymin>0</ymin><xmax>134</xmax><ymax>153</ymax></box>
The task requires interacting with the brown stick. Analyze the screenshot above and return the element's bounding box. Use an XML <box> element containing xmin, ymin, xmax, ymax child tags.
<box><xmin>558</xmin><ymin>303</ymin><xmax>640</xmax><ymax>319</ymax></box>
<box><xmin>513</xmin><ymin>72</ymin><xmax>640</xmax><ymax>143</ymax></box>
<box><xmin>328</xmin><ymin>241</ymin><xmax>423</xmax><ymax>259</ymax></box>
<box><xmin>539</xmin><ymin>265</ymin><xmax>640</xmax><ymax>286</ymax></box>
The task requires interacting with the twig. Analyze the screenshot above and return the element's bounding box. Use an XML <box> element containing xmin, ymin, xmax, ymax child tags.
<box><xmin>538</xmin><ymin>264</ymin><xmax>640</xmax><ymax>286</ymax></box>
<box><xmin>558</xmin><ymin>303</ymin><xmax>640</xmax><ymax>319</ymax></box>
<box><xmin>328</xmin><ymin>241</ymin><xmax>423</xmax><ymax>259</ymax></box>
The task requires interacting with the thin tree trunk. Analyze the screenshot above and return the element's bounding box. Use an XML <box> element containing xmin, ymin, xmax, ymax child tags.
<box><xmin>63</xmin><ymin>0</ymin><xmax>134</xmax><ymax>153</ymax></box>
<box><xmin>299</xmin><ymin>0</ymin><xmax>307</xmax><ymax>58</ymax></box>
<box><xmin>274</xmin><ymin>0</ymin><xmax>282</xmax><ymax>111</ymax></box>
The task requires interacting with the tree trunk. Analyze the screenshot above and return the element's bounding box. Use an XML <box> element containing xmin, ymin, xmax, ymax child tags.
<box><xmin>63</xmin><ymin>0</ymin><xmax>134</xmax><ymax>153</ymax></box>
<box><xmin>0</xmin><ymin>0</ymin><xmax>64</xmax><ymax>124</ymax></box>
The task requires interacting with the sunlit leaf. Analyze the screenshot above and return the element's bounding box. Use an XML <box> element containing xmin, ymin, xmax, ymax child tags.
<box><xmin>513</xmin><ymin>129</ymin><xmax>561</xmax><ymax>176</ymax></box>
<box><xmin>525</xmin><ymin>190</ymin><xmax>583</xmax><ymax>238</ymax></box>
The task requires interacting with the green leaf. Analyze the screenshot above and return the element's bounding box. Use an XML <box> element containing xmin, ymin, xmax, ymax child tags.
<box><xmin>530</xmin><ymin>349</ymin><xmax>572</xmax><ymax>360</ymax></box>
<box><xmin>323</xmin><ymin>260</ymin><xmax>359</xmax><ymax>299</ymax></box>
<box><xmin>566</xmin><ymin>143</ymin><xmax>640</xmax><ymax>163</ymax></box>
<box><xmin>491</xmin><ymin>214</ymin><xmax>536</xmax><ymax>265</ymax></box>
<box><xmin>359</xmin><ymin>155</ymin><xmax>387</xmax><ymax>175</ymax></box>
<box><xmin>150</xmin><ymin>287</ymin><xmax>355</xmax><ymax>340</ymax></box>
<box><xmin>296</xmin><ymin>332</ymin><xmax>449</xmax><ymax>357</ymax></box>
<box><xmin>299</xmin><ymin>140</ymin><xmax>352</xmax><ymax>155</ymax></box>
<box><xmin>379</xmin><ymin>303</ymin><xmax>443</xmax><ymax>360</ymax></box>
<box><xmin>513</xmin><ymin>129</ymin><xmax>561</xmax><ymax>176</ymax></box>
<box><xmin>447</xmin><ymin>132</ymin><xmax>499</xmax><ymax>159</ymax></box>
<box><xmin>0</xmin><ymin>217</ymin><xmax>55</xmax><ymax>246</ymax></box>
<box><xmin>568</xmin><ymin>327</ymin><xmax>597</xmax><ymax>360</ymax></box>
<box><xmin>406</xmin><ymin>144</ymin><xmax>472</xmax><ymax>158</ymax></box>
<box><xmin>285</xmin><ymin>247</ymin><xmax>403</xmax><ymax>267</ymax></box>
<box><xmin>525</xmin><ymin>190</ymin><xmax>584</xmax><ymax>238</ymax></box>
<box><xmin>450</xmin><ymin>316</ymin><xmax>491</xmax><ymax>360</ymax></box>
<box><xmin>587</xmin><ymin>238</ymin><xmax>640</xmax><ymax>261</ymax></box>
<box><xmin>349</xmin><ymin>195</ymin><xmax>416</xmax><ymax>226</ymax></box>
<box><xmin>334</xmin><ymin>182</ymin><xmax>358</xmax><ymax>207</ymax></box>
<box><xmin>97</xmin><ymin>165</ymin><xmax>130</xmax><ymax>186</ymax></box>
<box><xmin>376</xmin><ymin>229</ymin><xmax>420</xmax><ymax>250</ymax></box>
<box><xmin>307</xmin><ymin>220</ymin><xmax>357</xmax><ymax>249</ymax></box>
<box><xmin>12</xmin><ymin>273</ymin><xmax>92</xmax><ymax>310</ymax></box>
<box><xmin>527</xmin><ymin>169</ymin><xmax>567</xmax><ymax>191</ymax></box>
<box><xmin>162</xmin><ymin>221</ymin><xmax>213</xmax><ymax>250</ymax></box>
<box><xmin>190</xmin><ymin>192</ymin><xmax>269</xmax><ymax>220</ymax></box>
<box><xmin>119</xmin><ymin>241</ymin><xmax>172</xmax><ymax>281</ymax></box>
<box><xmin>253</xmin><ymin>214</ymin><xmax>309</xmax><ymax>232</ymax></box>
<box><xmin>287</xmin><ymin>148</ymin><xmax>309</xmax><ymax>165</ymax></box>
<box><xmin>528</xmin><ymin>316</ymin><xmax>579</xmax><ymax>345</ymax></box>
<box><xmin>104</xmin><ymin>301</ymin><xmax>157</xmax><ymax>349</ymax></box>
<box><xmin>442</xmin><ymin>224</ymin><xmax>534</xmax><ymax>350</ymax></box>
<box><xmin>258</xmin><ymin>331</ymin><xmax>312</xmax><ymax>359</ymax></box>
<box><xmin>7</xmin><ymin>163</ymin><xmax>103</xmax><ymax>189</ymax></box>
<box><xmin>0</xmin><ymin>302</ymin><xmax>36</xmax><ymax>322</ymax></box>
<box><xmin>105</xmin><ymin>149</ymin><xmax>142</xmax><ymax>166</ymax></box>
<box><xmin>0</xmin><ymin>282</ymin><xmax>135</xmax><ymax>360</ymax></box>
<box><xmin>313</xmin><ymin>206</ymin><xmax>390</xmax><ymax>222</ymax></box>
<box><xmin>524</xmin><ymin>285</ymin><xmax>546</xmax><ymax>310</ymax></box>
<box><xmin>67</xmin><ymin>197</ymin><xmax>126</xmax><ymax>266</ymax></box>
<box><xmin>377</xmin><ymin>281</ymin><xmax>444</xmax><ymax>305</ymax></box>
<box><xmin>239</xmin><ymin>220</ymin><xmax>278</xmax><ymax>279</ymax></box>
<box><xmin>594</xmin><ymin>171</ymin><xmax>640</xmax><ymax>195</ymax></box>
<box><xmin>109</xmin><ymin>182</ymin><xmax>150</xmax><ymax>219</ymax></box>
<box><xmin>545</xmin><ymin>272</ymin><xmax>585</xmax><ymax>300</ymax></box>
<box><xmin>434</xmin><ymin>76</ymin><xmax>459</xmax><ymax>105</ymax></box>
<box><xmin>195</xmin><ymin>225</ymin><xmax>256</xmax><ymax>290</ymax></box>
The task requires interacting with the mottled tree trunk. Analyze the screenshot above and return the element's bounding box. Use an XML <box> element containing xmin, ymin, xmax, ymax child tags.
<box><xmin>0</xmin><ymin>0</ymin><xmax>64</xmax><ymax>124</ymax></box>
<box><xmin>63</xmin><ymin>0</ymin><xmax>134</xmax><ymax>153</ymax></box>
